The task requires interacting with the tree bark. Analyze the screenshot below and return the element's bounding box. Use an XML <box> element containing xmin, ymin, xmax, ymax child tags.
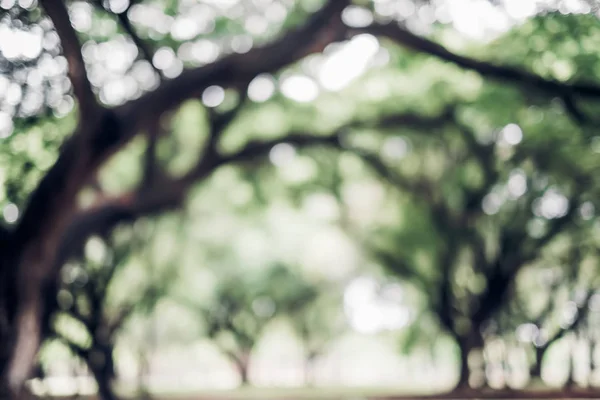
<box><xmin>530</xmin><ymin>346</ymin><xmax>545</xmax><ymax>381</ymax></box>
<box><xmin>457</xmin><ymin>341</ymin><xmax>471</xmax><ymax>390</ymax></box>
<box><xmin>236</xmin><ymin>358</ymin><xmax>250</xmax><ymax>386</ymax></box>
<box><xmin>304</xmin><ymin>354</ymin><xmax>317</xmax><ymax>387</ymax></box>
<box><xmin>88</xmin><ymin>344</ymin><xmax>118</xmax><ymax>400</ymax></box>
<box><xmin>455</xmin><ymin>332</ymin><xmax>485</xmax><ymax>390</ymax></box>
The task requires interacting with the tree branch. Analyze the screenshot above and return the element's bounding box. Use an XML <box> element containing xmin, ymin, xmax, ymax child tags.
<box><xmin>13</xmin><ymin>0</ymin><xmax>348</xmax><ymax>268</ymax></box>
<box><xmin>142</xmin><ymin>120</ymin><xmax>166</xmax><ymax>188</ymax></box>
<box><xmin>92</xmin><ymin>0</ymin><xmax>163</xmax><ymax>79</ymax></box>
<box><xmin>118</xmin><ymin>0</ymin><xmax>349</xmax><ymax>130</ymax></box>
<box><xmin>204</xmin><ymin>84</ymin><xmax>250</xmax><ymax>159</ymax></box>
<box><xmin>360</xmin><ymin>23</ymin><xmax>600</xmax><ymax>100</ymax></box>
<box><xmin>534</xmin><ymin>289</ymin><xmax>593</xmax><ymax>369</ymax></box>
<box><xmin>117</xmin><ymin>11</ymin><xmax>161</xmax><ymax>78</ymax></box>
<box><xmin>52</xmin><ymin>133</ymin><xmax>342</xmax><ymax>278</ymax></box>
<box><xmin>52</xmin><ymin>333</ymin><xmax>90</xmax><ymax>361</ymax></box>
<box><xmin>471</xmin><ymin>196</ymin><xmax>582</xmax><ymax>326</ymax></box>
<box><xmin>39</xmin><ymin>0</ymin><xmax>97</xmax><ymax>118</ymax></box>
<box><xmin>371</xmin><ymin>248</ymin><xmax>429</xmax><ymax>292</ymax></box>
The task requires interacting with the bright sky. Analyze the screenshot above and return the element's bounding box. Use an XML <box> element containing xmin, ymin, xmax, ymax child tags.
<box><xmin>343</xmin><ymin>276</ymin><xmax>411</xmax><ymax>334</ymax></box>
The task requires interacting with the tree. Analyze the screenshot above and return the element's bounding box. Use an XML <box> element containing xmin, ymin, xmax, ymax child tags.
<box><xmin>362</xmin><ymin>100</ymin><xmax>598</xmax><ymax>390</ymax></box>
<box><xmin>38</xmin><ymin>218</ymin><xmax>178</xmax><ymax>400</ymax></box>
<box><xmin>4</xmin><ymin>0</ymin><xmax>600</xmax><ymax>397</ymax></box>
<box><xmin>496</xmin><ymin>237</ymin><xmax>598</xmax><ymax>386</ymax></box>
<box><xmin>289</xmin><ymin>289</ymin><xmax>347</xmax><ymax>386</ymax></box>
<box><xmin>0</xmin><ymin>2</ymin><xmax>350</xmax><ymax>395</ymax></box>
<box><xmin>175</xmin><ymin>264</ymin><xmax>318</xmax><ymax>385</ymax></box>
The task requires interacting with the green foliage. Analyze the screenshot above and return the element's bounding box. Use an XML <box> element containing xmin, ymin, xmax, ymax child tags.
<box><xmin>174</xmin><ymin>264</ymin><xmax>322</xmax><ymax>361</ymax></box>
<box><xmin>8</xmin><ymin>0</ymin><xmax>600</xmax><ymax>391</ymax></box>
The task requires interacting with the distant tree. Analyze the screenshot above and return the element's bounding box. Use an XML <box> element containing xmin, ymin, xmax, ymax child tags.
<box><xmin>495</xmin><ymin>236</ymin><xmax>598</xmax><ymax>386</ymax></box>
<box><xmin>359</xmin><ymin>104</ymin><xmax>598</xmax><ymax>391</ymax></box>
<box><xmin>287</xmin><ymin>287</ymin><xmax>346</xmax><ymax>386</ymax></box>
<box><xmin>176</xmin><ymin>264</ymin><xmax>318</xmax><ymax>385</ymax></box>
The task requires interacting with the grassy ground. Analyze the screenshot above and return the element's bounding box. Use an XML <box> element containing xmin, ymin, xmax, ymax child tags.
<box><xmin>42</xmin><ymin>382</ymin><xmax>600</xmax><ymax>400</ymax></box>
<box><xmin>118</xmin><ymin>384</ymin><xmax>600</xmax><ymax>400</ymax></box>
<box><xmin>145</xmin><ymin>386</ymin><xmax>441</xmax><ymax>399</ymax></box>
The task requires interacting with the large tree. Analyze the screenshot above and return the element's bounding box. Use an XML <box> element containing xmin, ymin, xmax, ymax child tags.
<box><xmin>3</xmin><ymin>0</ymin><xmax>600</xmax><ymax>397</ymax></box>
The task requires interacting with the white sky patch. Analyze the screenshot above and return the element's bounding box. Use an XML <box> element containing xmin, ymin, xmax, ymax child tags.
<box><xmin>171</xmin><ymin>16</ymin><xmax>200</xmax><ymax>41</ymax></box>
<box><xmin>269</xmin><ymin>143</ymin><xmax>296</xmax><ymax>167</ymax></box>
<box><xmin>516</xmin><ymin>322</ymin><xmax>539</xmax><ymax>343</ymax></box>
<box><xmin>499</xmin><ymin>123</ymin><xmax>523</xmax><ymax>146</ymax></box>
<box><xmin>248</xmin><ymin>74</ymin><xmax>275</xmax><ymax>102</ymax></box>
<box><xmin>102</xmin><ymin>39</ymin><xmax>138</xmax><ymax>74</ymax></box>
<box><xmin>69</xmin><ymin>1</ymin><xmax>93</xmax><ymax>32</ymax></box>
<box><xmin>163</xmin><ymin>59</ymin><xmax>183</xmax><ymax>79</ymax></box>
<box><xmin>382</xmin><ymin>136</ymin><xmax>409</xmax><ymax>161</ymax></box>
<box><xmin>303</xmin><ymin>193</ymin><xmax>340</xmax><ymax>222</ymax></box>
<box><xmin>0</xmin><ymin>26</ymin><xmax>43</xmax><ymax>60</ymax></box>
<box><xmin>0</xmin><ymin>112</ymin><xmax>14</xmax><ymax>138</ymax></box>
<box><xmin>344</xmin><ymin>276</ymin><xmax>410</xmax><ymax>334</ymax></box>
<box><xmin>108</xmin><ymin>0</ymin><xmax>129</xmax><ymax>14</ymax></box>
<box><xmin>534</xmin><ymin>187</ymin><xmax>569</xmax><ymax>219</ymax></box>
<box><xmin>85</xmin><ymin>236</ymin><xmax>106</xmax><ymax>264</ymax></box>
<box><xmin>560</xmin><ymin>0</ymin><xmax>591</xmax><ymax>14</ymax></box>
<box><xmin>244</xmin><ymin>15</ymin><xmax>268</xmax><ymax>35</ymax></box>
<box><xmin>265</xmin><ymin>2</ymin><xmax>287</xmax><ymax>22</ymax></box>
<box><xmin>230</xmin><ymin>35</ymin><xmax>253</xmax><ymax>54</ymax></box>
<box><xmin>3</xmin><ymin>203</ymin><xmax>18</xmax><ymax>223</ymax></box>
<box><xmin>579</xmin><ymin>201</ymin><xmax>595</xmax><ymax>220</ymax></box>
<box><xmin>280</xmin><ymin>75</ymin><xmax>319</xmax><ymax>103</ymax></box>
<box><xmin>153</xmin><ymin>47</ymin><xmax>176</xmax><ymax>70</ymax></box>
<box><xmin>342</xmin><ymin>6</ymin><xmax>374</xmax><ymax>28</ymax></box>
<box><xmin>191</xmin><ymin>40</ymin><xmax>220</xmax><ymax>64</ymax></box>
<box><xmin>202</xmin><ymin>85</ymin><xmax>225</xmax><ymax>108</ymax></box>
<box><xmin>444</xmin><ymin>0</ymin><xmax>513</xmax><ymax>40</ymax></box>
<box><xmin>503</xmin><ymin>0</ymin><xmax>539</xmax><ymax>20</ymax></box>
<box><xmin>507</xmin><ymin>169</ymin><xmax>527</xmax><ymax>199</ymax></box>
<box><xmin>318</xmin><ymin>34</ymin><xmax>379</xmax><ymax>92</ymax></box>
<box><xmin>482</xmin><ymin>192</ymin><xmax>504</xmax><ymax>215</ymax></box>
<box><xmin>101</xmin><ymin>80</ymin><xmax>125</xmax><ymax>106</ymax></box>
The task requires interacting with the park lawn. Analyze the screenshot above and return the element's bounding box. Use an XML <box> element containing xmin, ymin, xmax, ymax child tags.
<box><xmin>123</xmin><ymin>385</ymin><xmax>445</xmax><ymax>400</ymax></box>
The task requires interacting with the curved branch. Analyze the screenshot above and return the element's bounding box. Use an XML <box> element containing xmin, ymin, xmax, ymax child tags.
<box><xmin>118</xmin><ymin>0</ymin><xmax>349</xmax><ymax>130</ymax></box>
<box><xmin>15</xmin><ymin>0</ymin><xmax>349</xmax><ymax>256</ymax></box>
<box><xmin>359</xmin><ymin>22</ymin><xmax>600</xmax><ymax>123</ymax></box>
<box><xmin>39</xmin><ymin>0</ymin><xmax>97</xmax><ymax>117</ymax></box>
<box><xmin>91</xmin><ymin>0</ymin><xmax>163</xmax><ymax>79</ymax></box>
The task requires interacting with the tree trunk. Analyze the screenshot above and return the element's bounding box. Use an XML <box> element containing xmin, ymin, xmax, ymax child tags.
<box><xmin>455</xmin><ymin>331</ymin><xmax>485</xmax><ymax>390</ymax></box>
<box><xmin>88</xmin><ymin>345</ymin><xmax>118</xmax><ymax>400</ymax></box>
<box><xmin>530</xmin><ymin>346</ymin><xmax>545</xmax><ymax>380</ymax></box>
<box><xmin>137</xmin><ymin>350</ymin><xmax>151</xmax><ymax>400</ymax></box>
<box><xmin>588</xmin><ymin>340</ymin><xmax>595</xmax><ymax>386</ymax></box>
<box><xmin>92</xmin><ymin>369</ymin><xmax>118</xmax><ymax>400</ymax></box>
<box><xmin>237</xmin><ymin>361</ymin><xmax>249</xmax><ymax>385</ymax></box>
<box><xmin>304</xmin><ymin>354</ymin><xmax>317</xmax><ymax>386</ymax></box>
<box><xmin>234</xmin><ymin>353</ymin><xmax>250</xmax><ymax>386</ymax></box>
<box><xmin>0</xmin><ymin>263</ymin><xmax>49</xmax><ymax>400</ymax></box>
<box><xmin>457</xmin><ymin>343</ymin><xmax>470</xmax><ymax>390</ymax></box>
<box><xmin>0</xmin><ymin>235</ymin><xmax>70</xmax><ymax>398</ymax></box>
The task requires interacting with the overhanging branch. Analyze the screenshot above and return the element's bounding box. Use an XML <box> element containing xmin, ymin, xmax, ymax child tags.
<box><xmin>91</xmin><ymin>0</ymin><xmax>163</xmax><ymax>79</ymax></box>
<box><xmin>354</xmin><ymin>22</ymin><xmax>600</xmax><ymax>125</ymax></box>
<box><xmin>118</xmin><ymin>0</ymin><xmax>349</xmax><ymax>129</ymax></box>
<box><xmin>361</xmin><ymin>22</ymin><xmax>600</xmax><ymax>99</ymax></box>
<box><xmin>39</xmin><ymin>0</ymin><xmax>97</xmax><ymax>118</ymax></box>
